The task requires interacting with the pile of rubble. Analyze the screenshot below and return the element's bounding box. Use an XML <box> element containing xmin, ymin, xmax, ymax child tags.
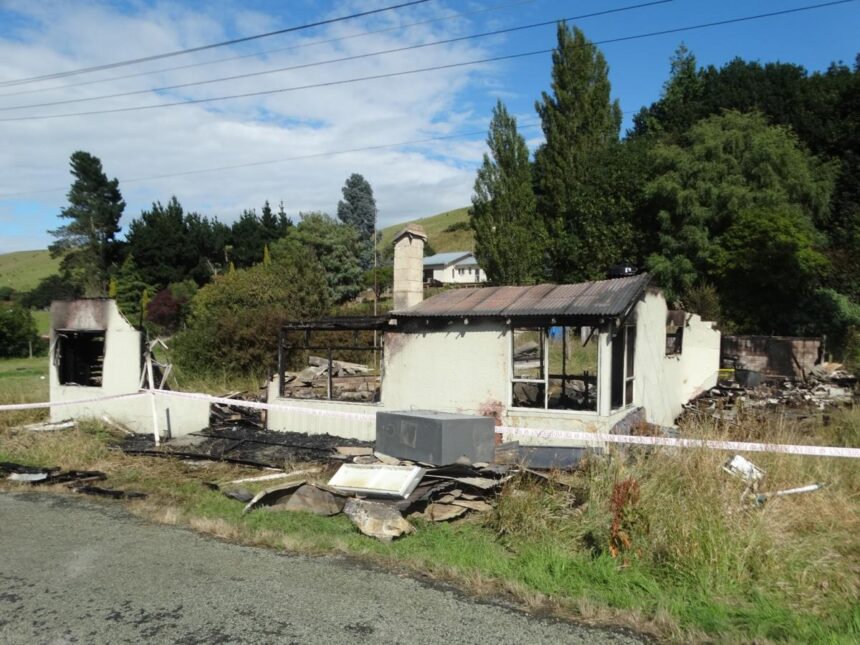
<box><xmin>689</xmin><ymin>362</ymin><xmax>857</xmax><ymax>415</ymax></box>
<box><xmin>222</xmin><ymin>454</ymin><xmax>540</xmax><ymax>542</ymax></box>
<box><xmin>282</xmin><ymin>356</ymin><xmax>379</xmax><ymax>402</ymax></box>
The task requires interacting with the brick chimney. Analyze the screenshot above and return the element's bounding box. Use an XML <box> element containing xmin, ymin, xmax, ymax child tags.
<box><xmin>392</xmin><ymin>224</ymin><xmax>427</xmax><ymax>311</ymax></box>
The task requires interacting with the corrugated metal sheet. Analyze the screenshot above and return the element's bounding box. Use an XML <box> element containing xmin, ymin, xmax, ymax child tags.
<box><xmin>422</xmin><ymin>252</ymin><xmax>472</xmax><ymax>268</ymax></box>
<box><xmin>393</xmin><ymin>273</ymin><xmax>651</xmax><ymax>319</ymax></box>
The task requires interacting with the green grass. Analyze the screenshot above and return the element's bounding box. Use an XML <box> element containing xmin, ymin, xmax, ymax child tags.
<box><xmin>0</xmin><ymin>249</ymin><xmax>60</xmax><ymax>292</ymax></box>
<box><xmin>379</xmin><ymin>207</ymin><xmax>473</xmax><ymax>253</ymax></box>
<box><xmin>2</xmin><ymin>367</ymin><xmax>857</xmax><ymax>642</ymax></box>
<box><xmin>31</xmin><ymin>310</ymin><xmax>50</xmax><ymax>336</ymax></box>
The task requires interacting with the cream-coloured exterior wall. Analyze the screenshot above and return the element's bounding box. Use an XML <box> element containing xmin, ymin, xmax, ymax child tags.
<box><xmin>634</xmin><ymin>290</ymin><xmax>720</xmax><ymax>427</ymax></box>
<box><xmin>268</xmin><ymin>290</ymin><xmax>721</xmax><ymax>443</ymax></box>
<box><xmin>428</xmin><ymin>264</ymin><xmax>487</xmax><ymax>284</ymax></box>
<box><xmin>49</xmin><ymin>300</ymin><xmax>209</xmax><ymax>437</ymax></box>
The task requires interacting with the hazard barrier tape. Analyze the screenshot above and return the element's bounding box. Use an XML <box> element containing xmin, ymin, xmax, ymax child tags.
<box><xmin>0</xmin><ymin>392</ymin><xmax>146</xmax><ymax>411</ymax></box>
<box><xmin>2</xmin><ymin>388</ymin><xmax>858</xmax><ymax>458</ymax></box>
<box><xmin>495</xmin><ymin>425</ymin><xmax>860</xmax><ymax>459</ymax></box>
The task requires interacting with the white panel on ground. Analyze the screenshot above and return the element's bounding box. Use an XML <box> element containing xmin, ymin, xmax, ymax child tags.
<box><xmin>328</xmin><ymin>464</ymin><xmax>426</xmax><ymax>499</ymax></box>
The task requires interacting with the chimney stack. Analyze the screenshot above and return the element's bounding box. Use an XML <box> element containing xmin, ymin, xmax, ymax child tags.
<box><xmin>392</xmin><ymin>224</ymin><xmax>427</xmax><ymax>311</ymax></box>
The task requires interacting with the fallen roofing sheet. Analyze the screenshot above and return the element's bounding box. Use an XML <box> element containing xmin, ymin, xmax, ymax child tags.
<box><xmin>391</xmin><ymin>273</ymin><xmax>651</xmax><ymax>319</ymax></box>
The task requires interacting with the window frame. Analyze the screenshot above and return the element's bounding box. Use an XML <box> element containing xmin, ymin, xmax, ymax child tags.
<box><xmin>510</xmin><ymin>325</ymin><xmax>600</xmax><ymax>414</ymax></box>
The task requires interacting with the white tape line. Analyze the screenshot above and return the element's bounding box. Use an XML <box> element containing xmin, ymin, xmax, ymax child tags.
<box><xmin>155</xmin><ymin>389</ymin><xmax>376</xmax><ymax>422</ymax></box>
<box><xmin>496</xmin><ymin>425</ymin><xmax>860</xmax><ymax>459</ymax></box>
<box><xmin>0</xmin><ymin>392</ymin><xmax>146</xmax><ymax>411</ymax></box>
<box><xmin>4</xmin><ymin>388</ymin><xmax>856</xmax><ymax>458</ymax></box>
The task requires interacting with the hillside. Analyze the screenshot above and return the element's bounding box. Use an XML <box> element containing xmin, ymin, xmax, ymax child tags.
<box><xmin>378</xmin><ymin>207</ymin><xmax>472</xmax><ymax>254</ymax></box>
<box><xmin>0</xmin><ymin>208</ymin><xmax>473</xmax><ymax>293</ymax></box>
<box><xmin>0</xmin><ymin>250</ymin><xmax>60</xmax><ymax>292</ymax></box>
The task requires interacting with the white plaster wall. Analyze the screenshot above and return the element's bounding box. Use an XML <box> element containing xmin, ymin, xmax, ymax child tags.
<box><xmin>632</xmin><ymin>292</ymin><xmax>720</xmax><ymax>427</ymax></box>
<box><xmin>49</xmin><ymin>300</ymin><xmax>210</xmax><ymax>436</ymax></box>
<box><xmin>265</xmin><ymin>380</ymin><xmax>378</xmax><ymax>441</ymax></box>
<box><xmin>674</xmin><ymin>313</ymin><xmax>721</xmax><ymax>403</ymax></box>
<box><xmin>383</xmin><ymin>321</ymin><xmax>510</xmax><ymax>414</ymax></box>
<box><xmin>431</xmin><ymin>265</ymin><xmax>486</xmax><ymax>284</ymax></box>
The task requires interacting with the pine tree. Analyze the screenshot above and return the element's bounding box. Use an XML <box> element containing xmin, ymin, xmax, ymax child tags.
<box><xmin>276</xmin><ymin>201</ymin><xmax>292</xmax><ymax>237</ymax></box>
<box><xmin>114</xmin><ymin>255</ymin><xmax>149</xmax><ymax>325</ymax></box>
<box><xmin>533</xmin><ymin>24</ymin><xmax>624</xmax><ymax>282</ymax></box>
<box><xmin>337</xmin><ymin>174</ymin><xmax>377</xmax><ymax>271</ymax></box>
<box><xmin>49</xmin><ymin>151</ymin><xmax>125</xmax><ymax>295</ymax></box>
<box><xmin>471</xmin><ymin>100</ymin><xmax>542</xmax><ymax>284</ymax></box>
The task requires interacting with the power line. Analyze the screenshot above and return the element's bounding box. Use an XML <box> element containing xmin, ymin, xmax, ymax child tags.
<box><xmin>0</xmin><ymin>1</ymin><xmax>673</xmax><ymax>112</ymax></box>
<box><xmin>0</xmin><ymin>0</ymin><xmax>537</xmax><ymax>99</ymax></box>
<box><xmin>1</xmin><ymin>0</ymin><xmax>854</xmax><ymax>123</ymax></box>
<box><xmin>0</xmin><ymin>0</ymin><xmax>431</xmax><ymax>88</ymax></box>
<box><xmin>0</xmin><ymin>121</ymin><xmax>544</xmax><ymax>199</ymax></box>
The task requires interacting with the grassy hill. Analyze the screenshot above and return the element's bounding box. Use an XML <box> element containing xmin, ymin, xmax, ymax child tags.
<box><xmin>0</xmin><ymin>250</ymin><xmax>60</xmax><ymax>292</ymax></box>
<box><xmin>0</xmin><ymin>207</ymin><xmax>472</xmax><ymax>293</ymax></box>
<box><xmin>378</xmin><ymin>207</ymin><xmax>472</xmax><ymax>254</ymax></box>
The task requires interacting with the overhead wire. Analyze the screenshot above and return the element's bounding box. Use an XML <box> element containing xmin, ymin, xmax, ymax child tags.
<box><xmin>0</xmin><ymin>1</ymin><xmax>674</xmax><ymax>112</ymax></box>
<box><xmin>0</xmin><ymin>0</ymin><xmax>432</xmax><ymax>87</ymax></box>
<box><xmin>0</xmin><ymin>0</ymin><xmax>854</xmax><ymax>123</ymax></box>
<box><xmin>0</xmin><ymin>120</ymin><xmax>545</xmax><ymax>199</ymax></box>
<box><xmin>0</xmin><ymin>0</ymin><xmax>538</xmax><ymax>99</ymax></box>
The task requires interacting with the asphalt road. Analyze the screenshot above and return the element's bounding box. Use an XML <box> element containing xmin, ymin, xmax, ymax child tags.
<box><xmin>0</xmin><ymin>493</ymin><xmax>645</xmax><ymax>644</ymax></box>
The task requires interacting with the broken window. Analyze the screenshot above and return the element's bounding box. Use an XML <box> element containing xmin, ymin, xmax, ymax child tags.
<box><xmin>279</xmin><ymin>322</ymin><xmax>384</xmax><ymax>403</ymax></box>
<box><xmin>55</xmin><ymin>331</ymin><xmax>105</xmax><ymax>387</ymax></box>
<box><xmin>611</xmin><ymin>324</ymin><xmax>636</xmax><ymax>410</ymax></box>
<box><xmin>512</xmin><ymin>328</ymin><xmax>545</xmax><ymax>408</ymax></box>
<box><xmin>548</xmin><ymin>326</ymin><xmax>598</xmax><ymax>411</ymax></box>
<box><xmin>666</xmin><ymin>310</ymin><xmax>685</xmax><ymax>356</ymax></box>
<box><xmin>512</xmin><ymin>326</ymin><xmax>598</xmax><ymax>411</ymax></box>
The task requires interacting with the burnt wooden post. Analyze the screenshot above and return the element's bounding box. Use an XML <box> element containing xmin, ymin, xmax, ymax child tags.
<box><xmin>327</xmin><ymin>346</ymin><xmax>333</xmax><ymax>400</ymax></box>
<box><xmin>277</xmin><ymin>329</ymin><xmax>285</xmax><ymax>398</ymax></box>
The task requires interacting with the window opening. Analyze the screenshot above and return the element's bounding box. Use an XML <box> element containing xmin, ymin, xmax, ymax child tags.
<box><xmin>666</xmin><ymin>310</ymin><xmax>685</xmax><ymax>355</ymax></box>
<box><xmin>512</xmin><ymin>326</ymin><xmax>598</xmax><ymax>411</ymax></box>
<box><xmin>548</xmin><ymin>326</ymin><xmax>598</xmax><ymax>411</ymax></box>
<box><xmin>56</xmin><ymin>331</ymin><xmax>105</xmax><ymax>386</ymax></box>
<box><xmin>512</xmin><ymin>328</ymin><xmax>545</xmax><ymax>408</ymax></box>
<box><xmin>279</xmin><ymin>324</ymin><xmax>383</xmax><ymax>403</ymax></box>
<box><xmin>611</xmin><ymin>323</ymin><xmax>636</xmax><ymax>410</ymax></box>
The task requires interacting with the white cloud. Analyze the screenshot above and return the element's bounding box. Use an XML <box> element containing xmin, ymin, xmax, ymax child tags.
<box><xmin>0</xmin><ymin>0</ymin><xmax>510</xmax><ymax>251</ymax></box>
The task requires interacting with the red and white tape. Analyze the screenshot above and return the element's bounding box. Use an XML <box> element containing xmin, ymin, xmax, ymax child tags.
<box><xmin>2</xmin><ymin>388</ymin><xmax>858</xmax><ymax>458</ymax></box>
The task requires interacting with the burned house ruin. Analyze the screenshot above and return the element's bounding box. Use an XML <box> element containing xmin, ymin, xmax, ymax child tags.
<box><xmin>265</xmin><ymin>225</ymin><xmax>722</xmax><ymax>444</ymax></box>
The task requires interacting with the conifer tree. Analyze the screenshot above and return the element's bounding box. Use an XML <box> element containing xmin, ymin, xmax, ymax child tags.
<box><xmin>533</xmin><ymin>24</ymin><xmax>624</xmax><ymax>282</ymax></box>
<box><xmin>49</xmin><ymin>151</ymin><xmax>125</xmax><ymax>294</ymax></box>
<box><xmin>337</xmin><ymin>174</ymin><xmax>377</xmax><ymax>271</ymax></box>
<box><xmin>471</xmin><ymin>100</ymin><xmax>542</xmax><ymax>284</ymax></box>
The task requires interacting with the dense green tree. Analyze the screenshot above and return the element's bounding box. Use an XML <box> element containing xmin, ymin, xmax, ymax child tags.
<box><xmin>114</xmin><ymin>255</ymin><xmax>150</xmax><ymax>325</ymax></box>
<box><xmin>645</xmin><ymin>111</ymin><xmax>836</xmax><ymax>332</ymax></box>
<box><xmin>49</xmin><ymin>151</ymin><xmax>125</xmax><ymax>295</ymax></box>
<box><xmin>229</xmin><ymin>209</ymin><xmax>267</xmax><ymax>268</ymax></box>
<box><xmin>20</xmin><ymin>274</ymin><xmax>82</xmax><ymax>309</ymax></box>
<box><xmin>0</xmin><ymin>302</ymin><xmax>38</xmax><ymax>358</ymax></box>
<box><xmin>470</xmin><ymin>100</ymin><xmax>542</xmax><ymax>284</ymax></box>
<box><xmin>172</xmin><ymin>245</ymin><xmax>329</xmax><ymax>376</ymax></box>
<box><xmin>126</xmin><ymin>197</ymin><xmax>191</xmax><ymax>287</ymax></box>
<box><xmin>337</xmin><ymin>174</ymin><xmax>377</xmax><ymax>271</ymax></box>
<box><xmin>184</xmin><ymin>212</ymin><xmax>230</xmax><ymax>284</ymax></box>
<box><xmin>631</xmin><ymin>44</ymin><xmax>703</xmax><ymax>141</ymax></box>
<box><xmin>272</xmin><ymin>212</ymin><xmax>364</xmax><ymax>304</ymax></box>
<box><xmin>533</xmin><ymin>24</ymin><xmax>625</xmax><ymax>281</ymax></box>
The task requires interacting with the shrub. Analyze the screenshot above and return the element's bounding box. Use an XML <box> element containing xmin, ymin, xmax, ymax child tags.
<box><xmin>0</xmin><ymin>302</ymin><xmax>38</xmax><ymax>357</ymax></box>
<box><xmin>172</xmin><ymin>250</ymin><xmax>329</xmax><ymax>377</ymax></box>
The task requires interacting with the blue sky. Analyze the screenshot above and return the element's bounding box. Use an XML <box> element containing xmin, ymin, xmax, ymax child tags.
<box><xmin>0</xmin><ymin>0</ymin><xmax>858</xmax><ymax>253</ymax></box>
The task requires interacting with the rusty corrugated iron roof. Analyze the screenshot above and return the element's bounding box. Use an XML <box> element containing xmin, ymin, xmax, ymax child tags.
<box><xmin>392</xmin><ymin>273</ymin><xmax>651</xmax><ymax>319</ymax></box>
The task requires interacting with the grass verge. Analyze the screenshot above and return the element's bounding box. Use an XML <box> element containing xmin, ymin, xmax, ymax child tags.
<box><xmin>1</xmin><ymin>378</ymin><xmax>857</xmax><ymax>642</ymax></box>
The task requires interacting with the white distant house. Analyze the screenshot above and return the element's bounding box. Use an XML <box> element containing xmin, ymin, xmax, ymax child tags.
<box><xmin>423</xmin><ymin>251</ymin><xmax>487</xmax><ymax>284</ymax></box>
